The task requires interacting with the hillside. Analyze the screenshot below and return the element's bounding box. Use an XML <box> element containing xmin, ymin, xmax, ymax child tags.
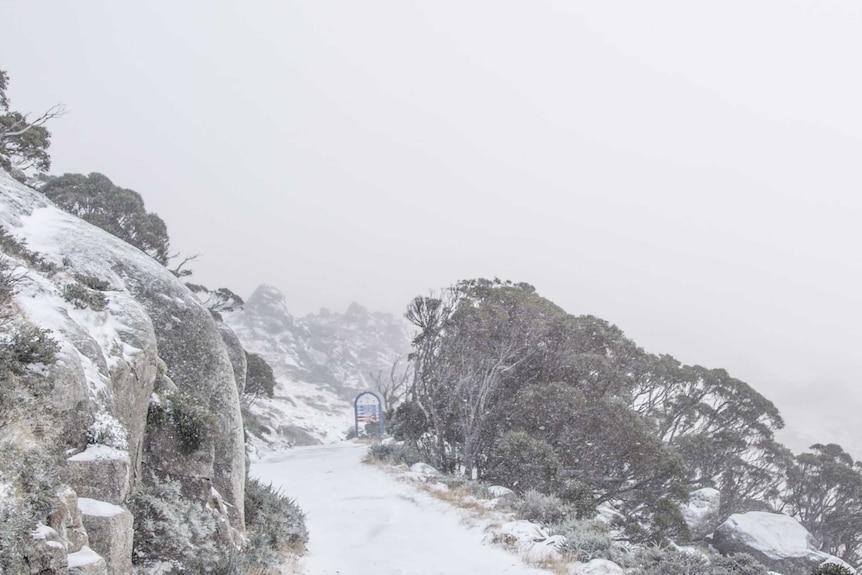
<box><xmin>224</xmin><ymin>284</ymin><xmax>411</xmax><ymax>451</ymax></box>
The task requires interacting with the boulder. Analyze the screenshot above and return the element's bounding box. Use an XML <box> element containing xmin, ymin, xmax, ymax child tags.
<box><xmin>67</xmin><ymin>546</ymin><xmax>107</xmax><ymax>575</ymax></box>
<box><xmin>487</xmin><ymin>485</ymin><xmax>515</xmax><ymax>498</ymax></box>
<box><xmin>569</xmin><ymin>559</ymin><xmax>626</xmax><ymax>575</ymax></box>
<box><xmin>29</xmin><ymin>524</ymin><xmax>69</xmax><ymax>575</ymax></box>
<box><xmin>712</xmin><ymin>511</ymin><xmax>833</xmax><ymax>575</ymax></box>
<box><xmin>680</xmin><ymin>487</ymin><xmax>721</xmax><ymax>539</ymax></box>
<box><xmin>77</xmin><ymin>498</ymin><xmax>133</xmax><ymax>575</ymax></box>
<box><xmin>408</xmin><ymin>462</ymin><xmax>440</xmax><ymax>477</ymax></box>
<box><xmin>64</xmin><ymin>446</ymin><xmax>131</xmax><ymax>505</ymax></box>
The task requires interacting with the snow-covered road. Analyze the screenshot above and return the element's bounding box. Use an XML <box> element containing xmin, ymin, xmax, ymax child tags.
<box><xmin>252</xmin><ymin>442</ymin><xmax>550</xmax><ymax>575</ymax></box>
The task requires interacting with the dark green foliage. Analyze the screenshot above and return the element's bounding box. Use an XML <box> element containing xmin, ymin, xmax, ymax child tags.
<box><xmin>558</xmin><ymin>479</ymin><xmax>597</xmax><ymax>519</ymax></box>
<box><xmin>389</xmin><ymin>399</ymin><xmax>429</xmax><ymax>442</ymax></box>
<box><xmin>1</xmin><ymin>324</ymin><xmax>60</xmax><ymax>375</ymax></box>
<box><xmin>62</xmin><ymin>282</ymin><xmax>107</xmax><ymax>311</ymax></box>
<box><xmin>812</xmin><ymin>563</ymin><xmax>855</xmax><ymax>575</ymax></box>
<box><xmin>146</xmin><ymin>391</ymin><xmax>215</xmax><ymax>454</ymax></box>
<box><xmin>784</xmin><ymin>444</ymin><xmax>862</xmax><ymax>565</ymax></box>
<box><xmin>41</xmin><ymin>172</ymin><xmax>171</xmax><ymax>264</ymax></box>
<box><xmin>244</xmin><ymin>351</ymin><xmax>275</xmax><ymax>400</ymax></box>
<box><xmin>485</xmin><ymin>431</ymin><xmax>561</xmax><ymax>494</ymax></box>
<box><xmin>0</xmin><ymin>69</ymin><xmax>59</xmax><ymax>174</ymax></box>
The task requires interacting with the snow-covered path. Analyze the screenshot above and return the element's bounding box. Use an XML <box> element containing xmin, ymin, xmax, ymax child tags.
<box><xmin>252</xmin><ymin>442</ymin><xmax>551</xmax><ymax>575</ymax></box>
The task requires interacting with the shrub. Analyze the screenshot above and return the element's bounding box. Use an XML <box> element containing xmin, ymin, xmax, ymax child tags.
<box><xmin>627</xmin><ymin>547</ymin><xmax>768</xmax><ymax>575</ymax></box>
<box><xmin>551</xmin><ymin>518</ymin><xmax>614</xmax><ymax>562</ymax></box>
<box><xmin>146</xmin><ymin>391</ymin><xmax>215</xmax><ymax>455</ymax></box>
<box><xmin>812</xmin><ymin>563</ymin><xmax>855</xmax><ymax>575</ymax></box>
<box><xmin>485</xmin><ymin>431</ymin><xmax>561</xmax><ymax>494</ymax></box>
<box><xmin>0</xmin><ymin>444</ymin><xmax>61</xmax><ymax>574</ymax></box>
<box><xmin>73</xmin><ymin>273</ymin><xmax>110</xmax><ymax>291</ymax></box>
<box><xmin>0</xmin><ymin>226</ymin><xmax>57</xmax><ymax>273</ymax></box>
<box><xmin>62</xmin><ymin>282</ymin><xmax>107</xmax><ymax>311</ymax></box>
<box><xmin>0</xmin><ymin>324</ymin><xmax>60</xmax><ymax>374</ymax></box>
<box><xmin>517</xmin><ymin>490</ymin><xmax>568</xmax><ymax>525</ymax></box>
<box><xmin>367</xmin><ymin>442</ymin><xmax>423</xmax><ymax>467</ymax></box>
<box><xmin>86</xmin><ymin>412</ymin><xmax>128</xmax><ymax>450</ymax></box>
<box><xmin>129</xmin><ymin>472</ymin><xmax>219</xmax><ymax>571</ymax></box>
<box><xmin>244</xmin><ymin>477</ymin><xmax>308</xmax><ymax>566</ymax></box>
<box><xmin>558</xmin><ymin>479</ymin><xmax>597</xmax><ymax>519</ymax></box>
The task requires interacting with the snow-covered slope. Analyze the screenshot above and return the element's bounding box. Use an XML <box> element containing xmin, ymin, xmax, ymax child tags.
<box><xmin>224</xmin><ymin>285</ymin><xmax>412</xmax><ymax>451</ymax></box>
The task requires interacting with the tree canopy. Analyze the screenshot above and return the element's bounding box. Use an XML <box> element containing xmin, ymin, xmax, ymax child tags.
<box><xmin>41</xmin><ymin>172</ymin><xmax>171</xmax><ymax>264</ymax></box>
<box><xmin>0</xmin><ymin>69</ymin><xmax>63</xmax><ymax>174</ymax></box>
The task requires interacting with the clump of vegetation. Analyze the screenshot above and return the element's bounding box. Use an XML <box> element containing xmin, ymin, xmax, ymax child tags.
<box><xmin>73</xmin><ymin>273</ymin><xmax>110</xmax><ymax>291</ymax></box>
<box><xmin>85</xmin><ymin>412</ymin><xmax>128</xmax><ymax>450</ymax></box>
<box><xmin>550</xmin><ymin>518</ymin><xmax>615</xmax><ymax>562</ymax></box>
<box><xmin>62</xmin><ymin>282</ymin><xmax>107</xmax><ymax>311</ymax></box>
<box><xmin>146</xmin><ymin>391</ymin><xmax>215</xmax><ymax>455</ymax></box>
<box><xmin>0</xmin><ymin>444</ymin><xmax>61</xmax><ymax>574</ymax></box>
<box><xmin>485</xmin><ymin>431</ymin><xmax>561</xmax><ymax>494</ymax></box>
<box><xmin>516</xmin><ymin>490</ymin><xmax>568</xmax><ymax>525</ymax></box>
<box><xmin>243</xmin><ymin>351</ymin><xmax>275</xmax><ymax>405</ymax></box>
<box><xmin>0</xmin><ymin>226</ymin><xmax>57</xmax><ymax>273</ymax></box>
<box><xmin>0</xmin><ymin>324</ymin><xmax>60</xmax><ymax>375</ymax></box>
<box><xmin>627</xmin><ymin>547</ymin><xmax>768</xmax><ymax>575</ymax></box>
<box><xmin>129</xmin><ymin>472</ymin><xmax>219</xmax><ymax>572</ymax></box>
<box><xmin>812</xmin><ymin>563</ymin><xmax>856</xmax><ymax>575</ymax></box>
<box><xmin>243</xmin><ymin>477</ymin><xmax>308</xmax><ymax>566</ymax></box>
<box><xmin>366</xmin><ymin>442</ymin><xmax>423</xmax><ymax>467</ymax></box>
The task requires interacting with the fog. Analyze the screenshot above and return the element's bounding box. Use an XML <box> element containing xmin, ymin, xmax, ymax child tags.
<box><xmin>2</xmin><ymin>1</ymin><xmax>860</xmax><ymax>455</ymax></box>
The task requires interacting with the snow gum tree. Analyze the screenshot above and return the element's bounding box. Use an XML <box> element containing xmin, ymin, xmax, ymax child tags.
<box><xmin>0</xmin><ymin>69</ymin><xmax>65</xmax><ymax>174</ymax></box>
<box><xmin>40</xmin><ymin>172</ymin><xmax>172</xmax><ymax>264</ymax></box>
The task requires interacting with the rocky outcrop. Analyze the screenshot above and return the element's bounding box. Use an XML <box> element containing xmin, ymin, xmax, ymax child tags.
<box><xmin>224</xmin><ymin>284</ymin><xmax>411</xmax><ymax>450</ymax></box>
<box><xmin>680</xmin><ymin>487</ymin><xmax>721</xmax><ymax>540</ymax></box>
<box><xmin>77</xmin><ymin>498</ymin><xmax>133</xmax><ymax>575</ymax></box>
<box><xmin>712</xmin><ymin>511</ymin><xmax>840</xmax><ymax>575</ymax></box>
<box><xmin>0</xmin><ymin>168</ymin><xmax>247</xmax><ymax>571</ymax></box>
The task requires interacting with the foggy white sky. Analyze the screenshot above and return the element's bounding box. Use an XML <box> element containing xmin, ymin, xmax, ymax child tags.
<box><xmin>2</xmin><ymin>1</ymin><xmax>861</xmax><ymax>453</ymax></box>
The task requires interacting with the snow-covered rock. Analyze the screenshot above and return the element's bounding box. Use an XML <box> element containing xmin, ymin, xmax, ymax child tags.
<box><xmin>49</xmin><ymin>487</ymin><xmax>88</xmax><ymax>553</ymax></box>
<box><xmin>67</xmin><ymin>545</ymin><xmax>107</xmax><ymax>575</ymax></box>
<box><xmin>487</xmin><ymin>485</ymin><xmax>515</xmax><ymax>498</ymax></box>
<box><xmin>409</xmin><ymin>462</ymin><xmax>441</xmax><ymax>477</ymax></box>
<box><xmin>569</xmin><ymin>559</ymin><xmax>626</xmax><ymax>575</ymax></box>
<box><xmin>680</xmin><ymin>487</ymin><xmax>721</xmax><ymax>539</ymax></box>
<box><xmin>0</xmin><ymin>168</ymin><xmax>247</xmax><ymax>566</ymax></box>
<box><xmin>712</xmin><ymin>511</ymin><xmax>835</xmax><ymax>575</ymax></box>
<box><xmin>78</xmin><ymin>498</ymin><xmax>133</xmax><ymax>575</ymax></box>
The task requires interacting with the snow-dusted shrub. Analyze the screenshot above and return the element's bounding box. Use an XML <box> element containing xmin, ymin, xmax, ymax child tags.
<box><xmin>367</xmin><ymin>442</ymin><xmax>423</xmax><ymax>466</ymax></box>
<box><xmin>62</xmin><ymin>281</ymin><xmax>107</xmax><ymax>311</ymax></box>
<box><xmin>243</xmin><ymin>477</ymin><xmax>308</xmax><ymax>568</ymax></box>
<box><xmin>0</xmin><ymin>323</ymin><xmax>59</xmax><ymax>374</ymax></box>
<box><xmin>812</xmin><ymin>564</ymin><xmax>855</xmax><ymax>575</ymax></box>
<box><xmin>558</xmin><ymin>479</ymin><xmax>597</xmax><ymax>519</ymax></box>
<box><xmin>86</xmin><ymin>412</ymin><xmax>128</xmax><ymax>450</ymax></box>
<box><xmin>146</xmin><ymin>390</ymin><xmax>215</xmax><ymax>455</ymax></box>
<box><xmin>551</xmin><ymin>518</ymin><xmax>614</xmax><ymax>562</ymax></box>
<box><xmin>129</xmin><ymin>471</ymin><xmax>219</xmax><ymax>572</ymax></box>
<box><xmin>73</xmin><ymin>273</ymin><xmax>110</xmax><ymax>292</ymax></box>
<box><xmin>517</xmin><ymin>490</ymin><xmax>568</xmax><ymax>525</ymax></box>
<box><xmin>0</xmin><ymin>444</ymin><xmax>61</xmax><ymax>574</ymax></box>
<box><xmin>627</xmin><ymin>547</ymin><xmax>768</xmax><ymax>575</ymax></box>
<box><xmin>484</xmin><ymin>431</ymin><xmax>561</xmax><ymax>494</ymax></box>
<box><xmin>0</xmin><ymin>225</ymin><xmax>57</xmax><ymax>273</ymax></box>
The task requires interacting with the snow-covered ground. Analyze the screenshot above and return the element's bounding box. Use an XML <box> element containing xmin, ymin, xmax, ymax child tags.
<box><xmin>252</xmin><ymin>442</ymin><xmax>551</xmax><ymax>575</ymax></box>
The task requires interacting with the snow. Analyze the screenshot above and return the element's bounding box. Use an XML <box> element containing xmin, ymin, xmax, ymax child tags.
<box><xmin>67</xmin><ymin>546</ymin><xmax>105</xmax><ymax>568</ymax></box>
<box><xmin>31</xmin><ymin>523</ymin><xmax>58</xmax><ymax>540</ymax></box>
<box><xmin>720</xmin><ymin>512</ymin><xmax>814</xmax><ymax>559</ymax></box>
<box><xmin>78</xmin><ymin>497</ymin><xmax>125</xmax><ymax>518</ymax></box>
<box><xmin>488</xmin><ymin>485</ymin><xmax>515</xmax><ymax>498</ymax></box>
<box><xmin>569</xmin><ymin>559</ymin><xmax>625</xmax><ymax>575</ymax></box>
<box><xmin>252</xmin><ymin>442</ymin><xmax>551</xmax><ymax>575</ymax></box>
<box><xmin>67</xmin><ymin>443</ymin><xmax>129</xmax><ymax>463</ymax></box>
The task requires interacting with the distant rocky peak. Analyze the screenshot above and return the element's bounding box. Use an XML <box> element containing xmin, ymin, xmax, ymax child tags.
<box><xmin>345</xmin><ymin>301</ymin><xmax>368</xmax><ymax>319</ymax></box>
